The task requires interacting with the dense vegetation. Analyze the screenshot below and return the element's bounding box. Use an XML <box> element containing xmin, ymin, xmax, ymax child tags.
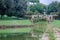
<box><xmin>28</xmin><ymin>0</ymin><xmax>39</xmax><ymax>3</ymax></box>
<box><xmin>30</xmin><ymin>1</ymin><xmax>60</xmax><ymax>16</ymax></box>
<box><xmin>0</xmin><ymin>0</ymin><xmax>27</xmax><ymax>18</ymax></box>
<box><xmin>0</xmin><ymin>0</ymin><xmax>60</xmax><ymax>19</ymax></box>
<box><xmin>30</xmin><ymin>3</ymin><xmax>46</xmax><ymax>14</ymax></box>
<box><xmin>47</xmin><ymin>1</ymin><xmax>60</xmax><ymax>14</ymax></box>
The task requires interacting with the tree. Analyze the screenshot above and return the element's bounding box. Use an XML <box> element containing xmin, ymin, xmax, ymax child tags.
<box><xmin>0</xmin><ymin>0</ymin><xmax>27</xmax><ymax>18</ymax></box>
<box><xmin>57</xmin><ymin>2</ymin><xmax>60</xmax><ymax>15</ymax></box>
<box><xmin>14</xmin><ymin>0</ymin><xmax>27</xmax><ymax>17</ymax></box>
<box><xmin>47</xmin><ymin>1</ymin><xmax>59</xmax><ymax>14</ymax></box>
<box><xmin>28</xmin><ymin>0</ymin><xmax>39</xmax><ymax>3</ymax></box>
<box><xmin>0</xmin><ymin>0</ymin><xmax>6</xmax><ymax>18</ymax></box>
<box><xmin>30</xmin><ymin>3</ymin><xmax>46</xmax><ymax>14</ymax></box>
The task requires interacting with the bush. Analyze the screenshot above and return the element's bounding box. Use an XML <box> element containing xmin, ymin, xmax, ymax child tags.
<box><xmin>25</xmin><ymin>11</ymin><xmax>34</xmax><ymax>15</ymax></box>
<box><xmin>33</xmin><ymin>16</ymin><xmax>39</xmax><ymax>23</ymax></box>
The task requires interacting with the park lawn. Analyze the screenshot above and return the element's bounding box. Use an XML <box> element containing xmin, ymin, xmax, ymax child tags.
<box><xmin>52</xmin><ymin>20</ymin><xmax>60</xmax><ymax>28</ymax></box>
<box><xmin>0</xmin><ymin>27</ymin><xmax>32</xmax><ymax>34</ymax></box>
<box><xmin>0</xmin><ymin>20</ymin><xmax>32</xmax><ymax>25</ymax></box>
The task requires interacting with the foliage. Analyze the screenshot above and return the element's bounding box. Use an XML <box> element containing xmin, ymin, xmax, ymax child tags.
<box><xmin>27</xmin><ymin>0</ymin><xmax>39</xmax><ymax>3</ymax></box>
<box><xmin>32</xmin><ymin>21</ymin><xmax>47</xmax><ymax>40</ymax></box>
<box><xmin>57</xmin><ymin>2</ymin><xmax>60</xmax><ymax>15</ymax></box>
<box><xmin>47</xmin><ymin>1</ymin><xmax>60</xmax><ymax>14</ymax></box>
<box><xmin>33</xmin><ymin>16</ymin><xmax>40</xmax><ymax>23</ymax></box>
<box><xmin>0</xmin><ymin>0</ymin><xmax>27</xmax><ymax>18</ymax></box>
<box><xmin>25</xmin><ymin>11</ymin><xmax>34</xmax><ymax>15</ymax></box>
<box><xmin>52</xmin><ymin>20</ymin><xmax>60</xmax><ymax>28</ymax></box>
<box><xmin>30</xmin><ymin>3</ymin><xmax>46</xmax><ymax>14</ymax></box>
<box><xmin>25</xmin><ymin>11</ymin><xmax>39</xmax><ymax>15</ymax></box>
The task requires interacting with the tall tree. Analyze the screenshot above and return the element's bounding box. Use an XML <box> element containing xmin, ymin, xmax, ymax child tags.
<box><xmin>0</xmin><ymin>0</ymin><xmax>6</xmax><ymax>18</ymax></box>
<box><xmin>30</xmin><ymin>3</ymin><xmax>46</xmax><ymax>14</ymax></box>
<box><xmin>14</xmin><ymin>0</ymin><xmax>27</xmax><ymax>17</ymax></box>
<box><xmin>47</xmin><ymin>1</ymin><xmax>59</xmax><ymax>14</ymax></box>
<box><xmin>28</xmin><ymin>0</ymin><xmax>39</xmax><ymax>3</ymax></box>
<box><xmin>0</xmin><ymin>0</ymin><xmax>27</xmax><ymax>18</ymax></box>
<box><xmin>57</xmin><ymin>2</ymin><xmax>60</xmax><ymax>14</ymax></box>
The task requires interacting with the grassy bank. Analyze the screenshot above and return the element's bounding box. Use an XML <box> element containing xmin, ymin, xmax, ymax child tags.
<box><xmin>52</xmin><ymin>20</ymin><xmax>60</xmax><ymax>28</ymax></box>
<box><xmin>0</xmin><ymin>20</ymin><xmax>32</xmax><ymax>25</ymax></box>
<box><xmin>0</xmin><ymin>28</ymin><xmax>32</xmax><ymax>34</ymax></box>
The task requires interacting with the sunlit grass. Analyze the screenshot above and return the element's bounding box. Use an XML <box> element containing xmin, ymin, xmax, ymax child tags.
<box><xmin>52</xmin><ymin>20</ymin><xmax>60</xmax><ymax>28</ymax></box>
<box><xmin>0</xmin><ymin>16</ymin><xmax>32</xmax><ymax>25</ymax></box>
<box><xmin>0</xmin><ymin>27</ymin><xmax>32</xmax><ymax>34</ymax></box>
<box><xmin>0</xmin><ymin>20</ymin><xmax>32</xmax><ymax>25</ymax></box>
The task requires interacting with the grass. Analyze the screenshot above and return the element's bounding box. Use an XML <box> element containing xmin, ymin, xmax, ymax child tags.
<box><xmin>48</xmin><ymin>29</ymin><xmax>55</xmax><ymax>40</ymax></box>
<box><xmin>0</xmin><ymin>27</ymin><xmax>34</xmax><ymax>40</ymax></box>
<box><xmin>0</xmin><ymin>20</ymin><xmax>32</xmax><ymax>25</ymax></box>
<box><xmin>0</xmin><ymin>15</ymin><xmax>24</xmax><ymax>20</ymax></box>
<box><xmin>1</xmin><ymin>16</ymin><xmax>59</xmax><ymax>40</ymax></box>
<box><xmin>0</xmin><ymin>27</ymin><xmax>32</xmax><ymax>35</ymax></box>
<box><xmin>0</xmin><ymin>16</ymin><xmax>32</xmax><ymax>25</ymax></box>
<box><xmin>0</xmin><ymin>16</ymin><xmax>34</xmax><ymax>40</ymax></box>
<box><xmin>48</xmin><ymin>20</ymin><xmax>60</xmax><ymax>40</ymax></box>
<box><xmin>34</xmin><ymin>21</ymin><xmax>47</xmax><ymax>32</ymax></box>
<box><xmin>52</xmin><ymin>20</ymin><xmax>60</xmax><ymax>33</ymax></box>
<box><xmin>0</xmin><ymin>20</ymin><xmax>48</xmax><ymax>40</ymax></box>
<box><xmin>47</xmin><ymin>22</ymin><xmax>56</xmax><ymax>40</ymax></box>
<box><xmin>52</xmin><ymin>20</ymin><xmax>60</xmax><ymax>28</ymax></box>
<box><xmin>33</xmin><ymin>21</ymin><xmax>47</xmax><ymax>36</ymax></box>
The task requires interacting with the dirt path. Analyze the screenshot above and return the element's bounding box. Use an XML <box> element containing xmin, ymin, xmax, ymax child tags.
<box><xmin>41</xmin><ymin>27</ymin><xmax>60</xmax><ymax>40</ymax></box>
<box><xmin>41</xmin><ymin>22</ymin><xmax>60</xmax><ymax>40</ymax></box>
<box><xmin>41</xmin><ymin>33</ymin><xmax>49</xmax><ymax>40</ymax></box>
<box><xmin>53</xmin><ymin>28</ymin><xmax>60</xmax><ymax>40</ymax></box>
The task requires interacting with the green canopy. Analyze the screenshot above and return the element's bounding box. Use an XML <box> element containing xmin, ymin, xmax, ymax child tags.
<box><xmin>26</xmin><ymin>0</ymin><xmax>39</xmax><ymax>3</ymax></box>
